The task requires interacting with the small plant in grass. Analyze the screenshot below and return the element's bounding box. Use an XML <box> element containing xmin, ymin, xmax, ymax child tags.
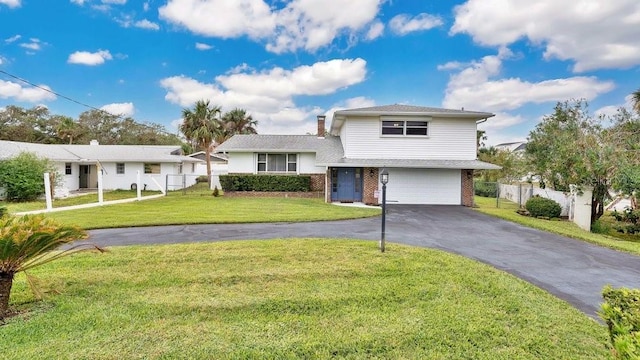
<box><xmin>212</xmin><ymin>186</ymin><xmax>220</xmax><ymax>197</ymax></box>
<box><xmin>0</xmin><ymin>215</ymin><xmax>104</xmax><ymax>318</ymax></box>
<box><xmin>600</xmin><ymin>286</ymin><xmax>640</xmax><ymax>359</ymax></box>
<box><xmin>612</xmin><ymin>208</ymin><xmax>640</xmax><ymax>235</ymax></box>
<box><xmin>525</xmin><ymin>195</ymin><xmax>562</xmax><ymax>219</ymax></box>
<box><xmin>0</xmin><ymin>205</ymin><xmax>7</xmax><ymax>218</ymax></box>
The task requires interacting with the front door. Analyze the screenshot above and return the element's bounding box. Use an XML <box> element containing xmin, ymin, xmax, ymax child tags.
<box><xmin>332</xmin><ymin>168</ymin><xmax>362</xmax><ymax>202</ymax></box>
<box><xmin>79</xmin><ymin>165</ymin><xmax>89</xmax><ymax>188</ymax></box>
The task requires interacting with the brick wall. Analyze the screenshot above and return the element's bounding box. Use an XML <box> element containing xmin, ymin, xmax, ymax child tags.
<box><xmin>363</xmin><ymin>167</ymin><xmax>379</xmax><ymax>205</ymax></box>
<box><xmin>224</xmin><ymin>191</ymin><xmax>324</xmax><ymax>199</ymax></box>
<box><xmin>308</xmin><ymin>174</ymin><xmax>325</xmax><ymax>192</ymax></box>
<box><xmin>461</xmin><ymin>169</ymin><xmax>474</xmax><ymax>207</ymax></box>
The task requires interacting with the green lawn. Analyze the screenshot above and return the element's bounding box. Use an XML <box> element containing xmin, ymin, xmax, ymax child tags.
<box><xmin>3</xmin><ymin>239</ymin><xmax>610</xmax><ymax>359</ymax></box>
<box><xmin>474</xmin><ymin>196</ymin><xmax>640</xmax><ymax>256</ymax></box>
<box><xmin>42</xmin><ymin>195</ymin><xmax>380</xmax><ymax>229</ymax></box>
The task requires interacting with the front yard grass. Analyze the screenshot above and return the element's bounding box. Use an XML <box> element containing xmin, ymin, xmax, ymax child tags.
<box><xmin>43</xmin><ymin>196</ymin><xmax>380</xmax><ymax>229</ymax></box>
<box><xmin>2</xmin><ymin>239</ymin><xmax>610</xmax><ymax>359</ymax></box>
<box><xmin>474</xmin><ymin>196</ymin><xmax>640</xmax><ymax>256</ymax></box>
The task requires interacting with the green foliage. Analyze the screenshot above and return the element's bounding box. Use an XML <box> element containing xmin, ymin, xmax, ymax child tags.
<box><xmin>212</xmin><ymin>186</ymin><xmax>220</xmax><ymax>197</ymax></box>
<box><xmin>600</xmin><ymin>286</ymin><xmax>640</xmax><ymax>360</ymax></box>
<box><xmin>0</xmin><ymin>152</ymin><xmax>56</xmax><ymax>202</ymax></box>
<box><xmin>474</xmin><ymin>181</ymin><xmax>498</xmax><ymax>197</ymax></box>
<box><xmin>195</xmin><ymin>175</ymin><xmax>209</xmax><ymax>183</ymax></box>
<box><xmin>611</xmin><ymin>208</ymin><xmax>640</xmax><ymax>235</ymax></box>
<box><xmin>525</xmin><ymin>196</ymin><xmax>562</xmax><ymax>218</ymax></box>
<box><xmin>220</xmin><ymin>174</ymin><xmax>310</xmax><ymax>192</ymax></box>
<box><xmin>0</xmin><ymin>214</ymin><xmax>101</xmax><ymax>316</ymax></box>
<box><xmin>477</xmin><ymin>146</ymin><xmax>525</xmax><ymax>182</ymax></box>
<box><xmin>0</xmin><ymin>205</ymin><xmax>6</xmax><ymax>218</ymax></box>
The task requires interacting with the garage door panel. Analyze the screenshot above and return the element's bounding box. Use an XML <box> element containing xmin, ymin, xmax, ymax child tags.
<box><xmin>385</xmin><ymin>169</ymin><xmax>460</xmax><ymax>205</ymax></box>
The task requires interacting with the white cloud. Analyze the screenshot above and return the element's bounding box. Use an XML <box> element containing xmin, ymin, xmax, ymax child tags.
<box><xmin>195</xmin><ymin>42</ymin><xmax>213</xmax><ymax>50</ymax></box>
<box><xmin>134</xmin><ymin>19</ymin><xmax>160</xmax><ymax>30</ymax></box>
<box><xmin>441</xmin><ymin>48</ymin><xmax>615</xmax><ymax>114</ymax></box>
<box><xmin>0</xmin><ymin>80</ymin><xmax>56</xmax><ymax>102</ymax></box>
<box><xmin>100</xmin><ymin>102</ymin><xmax>135</xmax><ymax>116</ymax></box>
<box><xmin>5</xmin><ymin>34</ymin><xmax>21</xmax><ymax>43</ymax></box>
<box><xmin>595</xmin><ymin>94</ymin><xmax>636</xmax><ymax>118</ymax></box>
<box><xmin>70</xmin><ymin>0</ymin><xmax>85</xmax><ymax>4</ymax></box>
<box><xmin>19</xmin><ymin>38</ymin><xmax>44</xmax><ymax>51</ymax></box>
<box><xmin>161</xmin><ymin>58</ymin><xmax>368</xmax><ymax>134</ymax></box>
<box><xmin>0</xmin><ymin>0</ymin><xmax>20</xmax><ymax>8</ymax></box>
<box><xmin>159</xmin><ymin>0</ymin><xmax>384</xmax><ymax>53</ymax></box>
<box><xmin>451</xmin><ymin>0</ymin><xmax>640</xmax><ymax>72</ymax></box>
<box><xmin>389</xmin><ymin>13</ymin><xmax>443</xmax><ymax>35</ymax></box>
<box><xmin>478</xmin><ymin>112</ymin><xmax>526</xmax><ymax>133</ymax></box>
<box><xmin>143</xmin><ymin>2</ymin><xmax>149</xmax><ymax>11</ymax></box>
<box><xmin>365</xmin><ymin>20</ymin><xmax>384</xmax><ymax>41</ymax></box>
<box><xmin>67</xmin><ymin>50</ymin><xmax>113</xmax><ymax>65</ymax></box>
<box><xmin>324</xmin><ymin>96</ymin><xmax>376</xmax><ymax>119</ymax></box>
<box><xmin>102</xmin><ymin>0</ymin><xmax>126</xmax><ymax>4</ymax></box>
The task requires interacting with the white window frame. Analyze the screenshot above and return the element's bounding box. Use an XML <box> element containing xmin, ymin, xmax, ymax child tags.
<box><xmin>256</xmin><ymin>153</ymin><xmax>298</xmax><ymax>173</ymax></box>
<box><xmin>116</xmin><ymin>163</ymin><xmax>125</xmax><ymax>175</ymax></box>
<box><xmin>380</xmin><ymin>117</ymin><xmax>429</xmax><ymax>137</ymax></box>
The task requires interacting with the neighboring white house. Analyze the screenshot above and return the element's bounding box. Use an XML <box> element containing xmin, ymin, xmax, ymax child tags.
<box><xmin>0</xmin><ymin>140</ymin><xmax>201</xmax><ymax>197</ymax></box>
<box><xmin>188</xmin><ymin>151</ymin><xmax>229</xmax><ymax>176</ymax></box>
<box><xmin>494</xmin><ymin>141</ymin><xmax>527</xmax><ymax>153</ymax></box>
<box><xmin>216</xmin><ymin>104</ymin><xmax>500</xmax><ymax>206</ymax></box>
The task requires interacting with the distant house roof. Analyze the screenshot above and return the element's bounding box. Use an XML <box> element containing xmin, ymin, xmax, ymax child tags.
<box><xmin>495</xmin><ymin>141</ymin><xmax>527</xmax><ymax>152</ymax></box>
<box><xmin>0</xmin><ymin>140</ymin><xmax>200</xmax><ymax>163</ymax></box>
<box><xmin>331</xmin><ymin>104</ymin><xmax>494</xmax><ymax>135</ymax></box>
<box><xmin>188</xmin><ymin>151</ymin><xmax>228</xmax><ymax>163</ymax></box>
<box><xmin>215</xmin><ymin>134</ymin><xmax>344</xmax><ymax>163</ymax></box>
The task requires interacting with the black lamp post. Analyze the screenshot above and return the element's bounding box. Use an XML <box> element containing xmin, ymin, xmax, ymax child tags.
<box><xmin>380</xmin><ymin>168</ymin><xmax>389</xmax><ymax>253</ymax></box>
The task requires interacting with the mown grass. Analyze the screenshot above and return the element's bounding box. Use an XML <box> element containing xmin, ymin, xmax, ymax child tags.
<box><xmin>474</xmin><ymin>196</ymin><xmax>640</xmax><ymax>256</ymax></box>
<box><xmin>42</xmin><ymin>195</ymin><xmax>380</xmax><ymax>229</ymax></box>
<box><xmin>2</xmin><ymin>239</ymin><xmax>610</xmax><ymax>359</ymax></box>
<box><xmin>2</xmin><ymin>190</ymin><xmax>162</xmax><ymax>213</ymax></box>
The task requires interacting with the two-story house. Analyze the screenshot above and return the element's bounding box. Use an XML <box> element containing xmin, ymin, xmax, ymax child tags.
<box><xmin>215</xmin><ymin>104</ymin><xmax>500</xmax><ymax>206</ymax></box>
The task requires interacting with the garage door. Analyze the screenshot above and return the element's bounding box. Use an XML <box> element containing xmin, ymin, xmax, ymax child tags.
<box><xmin>385</xmin><ymin>168</ymin><xmax>461</xmax><ymax>205</ymax></box>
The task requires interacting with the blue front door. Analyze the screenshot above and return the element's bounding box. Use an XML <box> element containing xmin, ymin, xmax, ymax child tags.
<box><xmin>332</xmin><ymin>168</ymin><xmax>362</xmax><ymax>202</ymax></box>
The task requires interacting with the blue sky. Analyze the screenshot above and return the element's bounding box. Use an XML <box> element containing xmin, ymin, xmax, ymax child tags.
<box><xmin>0</xmin><ymin>0</ymin><xmax>638</xmax><ymax>145</ymax></box>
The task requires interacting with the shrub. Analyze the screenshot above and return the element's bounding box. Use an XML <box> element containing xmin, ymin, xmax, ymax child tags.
<box><xmin>525</xmin><ymin>196</ymin><xmax>561</xmax><ymax>218</ymax></box>
<box><xmin>212</xmin><ymin>186</ymin><xmax>220</xmax><ymax>197</ymax></box>
<box><xmin>196</xmin><ymin>175</ymin><xmax>209</xmax><ymax>183</ymax></box>
<box><xmin>474</xmin><ymin>181</ymin><xmax>498</xmax><ymax>197</ymax></box>
<box><xmin>600</xmin><ymin>286</ymin><xmax>640</xmax><ymax>360</ymax></box>
<box><xmin>220</xmin><ymin>175</ymin><xmax>310</xmax><ymax>192</ymax></box>
<box><xmin>0</xmin><ymin>152</ymin><xmax>57</xmax><ymax>202</ymax></box>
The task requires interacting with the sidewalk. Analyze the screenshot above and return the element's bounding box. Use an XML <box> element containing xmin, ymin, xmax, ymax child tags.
<box><xmin>15</xmin><ymin>194</ymin><xmax>165</xmax><ymax>215</ymax></box>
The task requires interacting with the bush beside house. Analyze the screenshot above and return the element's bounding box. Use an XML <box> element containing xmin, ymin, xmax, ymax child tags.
<box><xmin>220</xmin><ymin>175</ymin><xmax>311</xmax><ymax>192</ymax></box>
<box><xmin>601</xmin><ymin>286</ymin><xmax>640</xmax><ymax>359</ymax></box>
<box><xmin>525</xmin><ymin>196</ymin><xmax>562</xmax><ymax>218</ymax></box>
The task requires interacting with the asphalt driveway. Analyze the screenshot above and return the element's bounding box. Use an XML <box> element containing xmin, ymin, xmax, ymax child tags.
<box><xmin>87</xmin><ymin>205</ymin><xmax>640</xmax><ymax>318</ymax></box>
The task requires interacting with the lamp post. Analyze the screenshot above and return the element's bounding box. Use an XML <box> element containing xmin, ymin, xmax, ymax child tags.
<box><xmin>380</xmin><ymin>168</ymin><xmax>389</xmax><ymax>253</ymax></box>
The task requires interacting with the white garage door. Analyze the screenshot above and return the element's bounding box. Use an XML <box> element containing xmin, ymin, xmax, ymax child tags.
<box><xmin>385</xmin><ymin>168</ymin><xmax>461</xmax><ymax>205</ymax></box>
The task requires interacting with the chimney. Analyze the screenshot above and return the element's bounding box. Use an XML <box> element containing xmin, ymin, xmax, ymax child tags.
<box><xmin>90</xmin><ymin>139</ymin><xmax>99</xmax><ymax>146</ymax></box>
<box><xmin>317</xmin><ymin>115</ymin><xmax>326</xmax><ymax>139</ymax></box>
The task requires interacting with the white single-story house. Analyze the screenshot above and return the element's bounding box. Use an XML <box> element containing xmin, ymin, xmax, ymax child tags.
<box><xmin>188</xmin><ymin>151</ymin><xmax>229</xmax><ymax>176</ymax></box>
<box><xmin>216</xmin><ymin>104</ymin><xmax>500</xmax><ymax>206</ymax></box>
<box><xmin>0</xmin><ymin>140</ymin><xmax>201</xmax><ymax>197</ymax></box>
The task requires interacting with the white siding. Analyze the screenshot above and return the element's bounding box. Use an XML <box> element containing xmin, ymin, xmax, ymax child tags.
<box><xmin>384</xmin><ymin>168</ymin><xmax>461</xmax><ymax>205</ymax></box>
<box><xmin>298</xmin><ymin>153</ymin><xmax>325</xmax><ymax>174</ymax></box>
<box><xmin>343</xmin><ymin>116</ymin><xmax>477</xmax><ymax>160</ymax></box>
<box><xmin>227</xmin><ymin>152</ymin><xmax>255</xmax><ymax>173</ymax></box>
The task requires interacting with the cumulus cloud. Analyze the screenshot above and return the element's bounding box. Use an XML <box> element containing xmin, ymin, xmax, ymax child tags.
<box><xmin>159</xmin><ymin>0</ymin><xmax>384</xmax><ymax>53</ymax></box>
<box><xmin>441</xmin><ymin>48</ymin><xmax>615</xmax><ymax>115</ymax></box>
<box><xmin>68</xmin><ymin>50</ymin><xmax>113</xmax><ymax>65</ymax></box>
<box><xmin>100</xmin><ymin>102</ymin><xmax>135</xmax><ymax>116</ymax></box>
<box><xmin>134</xmin><ymin>19</ymin><xmax>160</xmax><ymax>30</ymax></box>
<box><xmin>451</xmin><ymin>0</ymin><xmax>640</xmax><ymax>72</ymax></box>
<box><xmin>195</xmin><ymin>42</ymin><xmax>213</xmax><ymax>50</ymax></box>
<box><xmin>0</xmin><ymin>0</ymin><xmax>20</xmax><ymax>8</ymax></box>
<box><xmin>161</xmin><ymin>58</ymin><xmax>368</xmax><ymax>134</ymax></box>
<box><xmin>365</xmin><ymin>20</ymin><xmax>384</xmax><ymax>41</ymax></box>
<box><xmin>19</xmin><ymin>38</ymin><xmax>44</xmax><ymax>52</ymax></box>
<box><xmin>0</xmin><ymin>80</ymin><xmax>56</xmax><ymax>102</ymax></box>
<box><xmin>324</xmin><ymin>96</ymin><xmax>376</xmax><ymax>120</ymax></box>
<box><xmin>4</xmin><ymin>34</ymin><xmax>21</xmax><ymax>43</ymax></box>
<box><xmin>389</xmin><ymin>13</ymin><xmax>444</xmax><ymax>35</ymax></box>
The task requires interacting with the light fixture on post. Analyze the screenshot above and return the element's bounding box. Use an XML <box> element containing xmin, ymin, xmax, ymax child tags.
<box><xmin>369</xmin><ymin>168</ymin><xmax>375</xmax><ymax>177</ymax></box>
<box><xmin>380</xmin><ymin>168</ymin><xmax>389</xmax><ymax>253</ymax></box>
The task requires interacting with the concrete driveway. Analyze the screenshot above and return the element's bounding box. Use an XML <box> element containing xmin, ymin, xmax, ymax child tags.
<box><xmin>87</xmin><ymin>205</ymin><xmax>640</xmax><ymax>318</ymax></box>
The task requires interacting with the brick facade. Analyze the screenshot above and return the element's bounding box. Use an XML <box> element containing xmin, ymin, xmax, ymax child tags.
<box><xmin>362</xmin><ymin>167</ymin><xmax>379</xmax><ymax>205</ymax></box>
<box><xmin>461</xmin><ymin>169</ymin><xmax>474</xmax><ymax>207</ymax></box>
<box><xmin>309</xmin><ymin>174</ymin><xmax>325</xmax><ymax>192</ymax></box>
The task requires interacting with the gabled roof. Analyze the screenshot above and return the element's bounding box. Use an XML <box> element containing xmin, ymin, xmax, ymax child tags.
<box><xmin>331</xmin><ymin>104</ymin><xmax>494</xmax><ymax>135</ymax></box>
<box><xmin>0</xmin><ymin>140</ymin><xmax>200</xmax><ymax>163</ymax></box>
<box><xmin>215</xmin><ymin>135</ymin><xmax>344</xmax><ymax>163</ymax></box>
<box><xmin>188</xmin><ymin>151</ymin><xmax>228</xmax><ymax>163</ymax></box>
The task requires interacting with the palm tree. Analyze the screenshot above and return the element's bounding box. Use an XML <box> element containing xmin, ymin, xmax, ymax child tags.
<box><xmin>54</xmin><ymin>116</ymin><xmax>82</xmax><ymax>144</ymax></box>
<box><xmin>220</xmin><ymin>108</ymin><xmax>258</xmax><ymax>143</ymax></box>
<box><xmin>180</xmin><ymin>100</ymin><xmax>222</xmax><ymax>187</ymax></box>
<box><xmin>632</xmin><ymin>88</ymin><xmax>640</xmax><ymax>114</ymax></box>
<box><xmin>0</xmin><ymin>215</ymin><xmax>103</xmax><ymax>317</ymax></box>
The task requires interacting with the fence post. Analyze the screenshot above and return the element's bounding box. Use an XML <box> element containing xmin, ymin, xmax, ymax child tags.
<box><xmin>165</xmin><ymin>174</ymin><xmax>169</xmax><ymax>194</ymax></box>
<box><xmin>518</xmin><ymin>183</ymin><xmax>522</xmax><ymax>207</ymax></box>
<box><xmin>496</xmin><ymin>182</ymin><xmax>500</xmax><ymax>208</ymax></box>
<box><xmin>43</xmin><ymin>172</ymin><xmax>52</xmax><ymax>211</ymax></box>
<box><xmin>182</xmin><ymin>174</ymin><xmax>186</xmax><ymax>195</ymax></box>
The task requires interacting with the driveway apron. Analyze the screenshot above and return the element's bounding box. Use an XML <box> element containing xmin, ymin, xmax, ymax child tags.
<box><xmin>87</xmin><ymin>205</ymin><xmax>640</xmax><ymax>318</ymax></box>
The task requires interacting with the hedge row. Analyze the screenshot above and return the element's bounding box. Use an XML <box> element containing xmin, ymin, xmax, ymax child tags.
<box><xmin>220</xmin><ymin>174</ymin><xmax>311</xmax><ymax>192</ymax></box>
<box><xmin>601</xmin><ymin>286</ymin><xmax>640</xmax><ymax>359</ymax></box>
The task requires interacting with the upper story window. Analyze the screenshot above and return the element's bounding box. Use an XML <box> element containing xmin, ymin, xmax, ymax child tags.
<box><xmin>381</xmin><ymin>119</ymin><xmax>429</xmax><ymax>136</ymax></box>
<box><xmin>257</xmin><ymin>153</ymin><xmax>297</xmax><ymax>173</ymax></box>
<box><xmin>116</xmin><ymin>163</ymin><xmax>125</xmax><ymax>174</ymax></box>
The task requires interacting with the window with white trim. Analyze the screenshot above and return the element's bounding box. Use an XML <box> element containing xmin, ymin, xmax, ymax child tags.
<box><xmin>257</xmin><ymin>153</ymin><xmax>297</xmax><ymax>173</ymax></box>
<box><xmin>65</xmin><ymin>163</ymin><xmax>72</xmax><ymax>175</ymax></box>
<box><xmin>116</xmin><ymin>163</ymin><xmax>125</xmax><ymax>174</ymax></box>
<box><xmin>381</xmin><ymin>119</ymin><xmax>428</xmax><ymax>136</ymax></box>
<box><xmin>144</xmin><ymin>163</ymin><xmax>161</xmax><ymax>174</ymax></box>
